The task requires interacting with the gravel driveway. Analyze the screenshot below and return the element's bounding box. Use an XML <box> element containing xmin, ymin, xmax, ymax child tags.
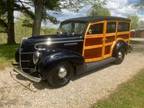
<box><xmin>0</xmin><ymin>44</ymin><xmax>144</xmax><ymax>108</ymax></box>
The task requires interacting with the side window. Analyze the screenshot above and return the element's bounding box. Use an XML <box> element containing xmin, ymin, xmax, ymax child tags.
<box><xmin>87</xmin><ymin>23</ymin><xmax>104</xmax><ymax>35</ymax></box>
<box><xmin>74</xmin><ymin>23</ymin><xmax>86</xmax><ymax>34</ymax></box>
<box><xmin>118</xmin><ymin>22</ymin><xmax>130</xmax><ymax>32</ymax></box>
<box><xmin>60</xmin><ymin>23</ymin><xmax>72</xmax><ymax>33</ymax></box>
<box><xmin>107</xmin><ymin>22</ymin><xmax>116</xmax><ymax>33</ymax></box>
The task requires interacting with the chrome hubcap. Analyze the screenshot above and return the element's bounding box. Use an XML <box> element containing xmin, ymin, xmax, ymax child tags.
<box><xmin>58</xmin><ymin>67</ymin><xmax>67</xmax><ymax>78</ymax></box>
<box><xmin>118</xmin><ymin>51</ymin><xmax>123</xmax><ymax>59</ymax></box>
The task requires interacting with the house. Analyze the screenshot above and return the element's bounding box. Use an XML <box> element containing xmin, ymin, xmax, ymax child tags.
<box><xmin>131</xmin><ymin>29</ymin><xmax>144</xmax><ymax>38</ymax></box>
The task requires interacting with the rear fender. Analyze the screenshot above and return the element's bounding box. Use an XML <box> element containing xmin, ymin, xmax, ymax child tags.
<box><xmin>112</xmin><ymin>40</ymin><xmax>129</xmax><ymax>56</ymax></box>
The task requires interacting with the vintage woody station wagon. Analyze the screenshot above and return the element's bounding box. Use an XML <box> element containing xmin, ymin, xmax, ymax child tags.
<box><xmin>13</xmin><ymin>16</ymin><xmax>131</xmax><ymax>88</ymax></box>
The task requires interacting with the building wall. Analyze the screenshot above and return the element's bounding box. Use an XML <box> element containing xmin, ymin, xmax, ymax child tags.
<box><xmin>132</xmin><ymin>29</ymin><xmax>144</xmax><ymax>38</ymax></box>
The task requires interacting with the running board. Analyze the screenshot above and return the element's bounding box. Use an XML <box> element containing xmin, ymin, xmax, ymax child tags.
<box><xmin>86</xmin><ymin>57</ymin><xmax>116</xmax><ymax>72</ymax></box>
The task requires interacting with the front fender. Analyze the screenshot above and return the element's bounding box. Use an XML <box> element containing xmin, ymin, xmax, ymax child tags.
<box><xmin>38</xmin><ymin>50</ymin><xmax>84</xmax><ymax>73</ymax></box>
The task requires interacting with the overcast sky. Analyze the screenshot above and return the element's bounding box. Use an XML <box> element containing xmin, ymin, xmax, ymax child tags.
<box><xmin>16</xmin><ymin>0</ymin><xmax>144</xmax><ymax>28</ymax></box>
<box><xmin>45</xmin><ymin>0</ymin><xmax>143</xmax><ymax>28</ymax></box>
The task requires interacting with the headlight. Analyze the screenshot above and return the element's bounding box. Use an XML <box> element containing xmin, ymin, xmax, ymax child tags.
<box><xmin>33</xmin><ymin>51</ymin><xmax>41</xmax><ymax>64</ymax></box>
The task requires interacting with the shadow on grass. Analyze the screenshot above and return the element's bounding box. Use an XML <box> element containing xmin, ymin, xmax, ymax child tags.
<box><xmin>0</xmin><ymin>44</ymin><xmax>19</xmax><ymax>61</ymax></box>
<box><xmin>92</xmin><ymin>68</ymin><xmax>144</xmax><ymax>108</ymax></box>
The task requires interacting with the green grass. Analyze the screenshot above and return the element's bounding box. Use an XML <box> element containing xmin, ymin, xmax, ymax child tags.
<box><xmin>93</xmin><ymin>69</ymin><xmax>144</xmax><ymax>108</ymax></box>
<box><xmin>0</xmin><ymin>44</ymin><xmax>19</xmax><ymax>69</ymax></box>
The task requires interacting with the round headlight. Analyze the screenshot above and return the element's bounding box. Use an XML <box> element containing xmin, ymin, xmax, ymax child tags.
<box><xmin>33</xmin><ymin>51</ymin><xmax>41</xmax><ymax>64</ymax></box>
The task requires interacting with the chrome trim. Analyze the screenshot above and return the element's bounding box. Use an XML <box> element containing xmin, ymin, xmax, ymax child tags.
<box><xmin>19</xmin><ymin>38</ymin><xmax>24</xmax><ymax>72</ymax></box>
<box><xmin>21</xmin><ymin>52</ymin><xmax>34</xmax><ymax>54</ymax></box>
<box><xmin>19</xmin><ymin>38</ymin><xmax>35</xmax><ymax>72</ymax></box>
<box><xmin>34</xmin><ymin>39</ymin><xmax>83</xmax><ymax>50</ymax></box>
<box><xmin>16</xmin><ymin>38</ymin><xmax>41</xmax><ymax>82</ymax></box>
<box><xmin>30</xmin><ymin>36</ymin><xmax>83</xmax><ymax>41</ymax></box>
<box><xmin>21</xmin><ymin>68</ymin><xmax>34</xmax><ymax>69</ymax></box>
<box><xmin>64</xmin><ymin>43</ymin><xmax>78</xmax><ymax>46</ymax></box>
<box><xmin>21</xmin><ymin>60</ymin><xmax>30</xmax><ymax>62</ymax></box>
<box><xmin>58</xmin><ymin>67</ymin><xmax>67</xmax><ymax>78</ymax></box>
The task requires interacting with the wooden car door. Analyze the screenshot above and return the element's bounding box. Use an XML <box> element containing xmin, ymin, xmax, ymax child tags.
<box><xmin>104</xmin><ymin>21</ymin><xmax>117</xmax><ymax>58</ymax></box>
<box><xmin>83</xmin><ymin>21</ymin><xmax>106</xmax><ymax>62</ymax></box>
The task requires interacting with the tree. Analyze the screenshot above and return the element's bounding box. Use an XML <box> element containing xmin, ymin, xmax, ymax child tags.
<box><xmin>0</xmin><ymin>0</ymin><xmax>59</xmax><ymax>43</ymax></box>
<box><xmin>7</xmin><ymin>0</ymin><xmax>16</xmax><ymax>44</ymax></box>
<box><xmin>19</xmin><ymin>0</ymin><xmax>59</xmax><ymax>36</ymax></box>
<box><xmin>0</xmin><ymin>0</ymin><xmax>32</xmax><ymax>44</ymax></box>
<box><xmin>135</xmin><ymin>0</ymin><xmax>144</xmax><ymax>9</ymax></box>
<box><xmin>89</xmin><ymin>5</ymin><xmax>111</xmax><ymax>16</ymax></box>
<box><xmin>0</xmin><ymin>0</ymin><xmax>16</xmax><ymax>44</ymax></box>
<box><xmin>128</xmin><ymin>15</ymin><xmax>139</xmax><ymax>29</ymax></box>
<box><xmin>87</xmin><ymin>0</ymin><xmax>110</xmax><ymax>16</ymax></box>
<box><xmin>138</xmin><ymin>20</ymin><xmax>144</xmax><ymax>29</ymax></box>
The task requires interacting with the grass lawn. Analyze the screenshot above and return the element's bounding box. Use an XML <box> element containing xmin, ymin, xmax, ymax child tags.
<box><xmin>93</xmin><ymin>69</ymin><xmax>144</xmax><ymax>108</ymax></box>
<box><xmin>0</xmin><ymin>44</ymin><xmax>19</xmax><ymax>70</ymax></box>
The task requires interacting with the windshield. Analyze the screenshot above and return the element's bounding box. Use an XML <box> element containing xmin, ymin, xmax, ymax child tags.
<box><xmin>58</xmin><ymin>22</ymin><xmax>87</xmax><ymax>35</ymax></box>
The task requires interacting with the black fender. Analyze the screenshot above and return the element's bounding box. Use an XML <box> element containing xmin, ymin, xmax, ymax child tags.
<box><xmin>112</xmin><ymin>40</ymin><xmax>129</xmax><ymax>56</ymax></box>
<box><xmin>38</xmin><ymin>50</ymin><xmax>84</xmax><ymax>79</ymax></box>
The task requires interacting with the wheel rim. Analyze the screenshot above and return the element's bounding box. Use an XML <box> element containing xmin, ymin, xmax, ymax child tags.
<box><xmin>118</xmin><ymin>51</ymin><xmax>123</xmax><ymax>59</ymax></box>
<box><xmin>48</xmin><ymin>63</ymin><xmax>72</xmax><ymax>87</ymax></box>
<box><xmin>58</xmin><ymin>66</ymin><xmax>67</xmax><ymax>79</ymax></box>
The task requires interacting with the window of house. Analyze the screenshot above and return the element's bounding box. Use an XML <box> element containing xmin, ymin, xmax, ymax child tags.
<box><xmin>107</xmin><ymin>22</ymin><xmax>116</xmax><ymax>33</ymax></box>
<box><xmin>118</xmin><ymin>22</ymin><xmax>130</xmax><ymax>32</ymax></box>
<box><xmin>87</xmin><ymin>23</ymin><xmax>104</xmax><ymax>34</ymax></box>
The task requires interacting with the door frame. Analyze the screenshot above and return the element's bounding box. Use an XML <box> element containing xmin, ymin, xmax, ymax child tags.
<box><xmin>104</xmin><ymin>20</ymin><xmax>117</xmax><ymax>58</ymax></box>
<box><xmin>82</xmin><ymin>21</ymin><xmax>107</xmax><ymax>63</ymax></box>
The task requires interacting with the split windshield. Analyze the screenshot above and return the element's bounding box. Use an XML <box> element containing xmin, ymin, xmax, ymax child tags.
<box><xmin>58</xmin><ymin>22</ymin><xmax>87</xmax><ymax>35</ymax></box>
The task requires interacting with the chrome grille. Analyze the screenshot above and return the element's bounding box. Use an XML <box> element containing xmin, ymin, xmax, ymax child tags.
<box><xmin>19</xmin><ymin>39</ymin><xmax>35</xmax><ymax>73</ymax></box>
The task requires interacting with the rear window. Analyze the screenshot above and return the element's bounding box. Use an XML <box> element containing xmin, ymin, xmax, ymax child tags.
<box><xmin>118</xmin><ymin>22</ymin><xmax>130</xmax><ymax>32</ymax></box>
<box><xmin>107</xmin><ymin>22</ymin><xmax>116</xmax><ymax>33</ymax></box>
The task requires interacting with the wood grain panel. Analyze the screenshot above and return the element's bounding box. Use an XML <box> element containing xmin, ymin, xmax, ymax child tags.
<box><xmin>84</xmin><ymin>47</ymin><xmax>102</xmax><ymax>59</ymax></box>
<box><xmin>85</xmin><ymin>38</ymin><xmax>103</xmax><ymax>46</ymax></box>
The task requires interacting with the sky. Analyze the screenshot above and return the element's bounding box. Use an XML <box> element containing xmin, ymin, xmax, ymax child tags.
<box><xmin>15</xmin><ymin>0</ymin><xmax>144</xmax><ymax>28</ymax></box>
<box><xmin>45</xmin><ymin>0</ymin><xmax>144</xmax><ymax>28</ymax></box>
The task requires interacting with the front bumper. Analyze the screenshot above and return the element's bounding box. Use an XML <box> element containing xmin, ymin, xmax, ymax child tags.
<box><xmin>13</xmin><ymin>64</ymin><xmax>42</xmax><ymax>83</ymax></box>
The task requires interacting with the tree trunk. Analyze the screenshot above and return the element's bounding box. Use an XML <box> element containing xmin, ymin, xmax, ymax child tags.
<box><xmin>32</xmin><ymin>0</ymin><xmax>44</xmax><ymax>36</ymax></box>
<box><xmin>7</xmin><ymin>0</ymin><xmax>16</xmax><ymax>44</ymax></box>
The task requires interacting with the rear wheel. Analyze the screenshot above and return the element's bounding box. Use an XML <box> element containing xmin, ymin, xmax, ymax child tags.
<box><xmin>46</xmin><ymin>62</ymin><xmax>73</xmax><ymax>88</ymax></box>
<box><xmin>113</xmin><ymin>48</ymin><xmax>125</xmax><ymax>64</ymax></box>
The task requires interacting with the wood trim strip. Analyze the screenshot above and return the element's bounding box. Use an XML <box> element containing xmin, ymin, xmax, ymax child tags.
<box><xmin>90</xmin><ymin>21</ymin><xmax>105</xmax><ymax>25</ymax></box>
<box><xmin>82</xmin><ymin>24</ymin><xmax>91</xmax><ymax>56</ymax></box>
<box><xmin>105</xmin><ymin>42</ymin><xmax>113</xmax><ymax>46</ymax></box>
<box><xmin>86</xmin><ymin>34</ymin><xmax>104</xmax><ymax>38</ymax></box>
<box><xmin>85</xmin><ymin>45</ymin><xmax>103</xmax><ymax>49</ymax></box>
<box><xmin>85</xmin><ymin>57</ymin><xmax>103</xmax><ymax>62</ymax></box>
<box><xmin>104</xmin><ymin>54</ymin><xmax>111</xmax><ymax>58</ymax></box>
<box><xmin>105</xmin><ymin>33</ymin><xmax>116</xmax><ymax>37</ymax></box>
<box><xmin>117</xmin><ymin>31</ymin><xmax>130</xmax><ymax>35</ymax></box>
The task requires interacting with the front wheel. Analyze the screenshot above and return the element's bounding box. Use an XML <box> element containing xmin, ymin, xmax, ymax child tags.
<box><xmin>46</xmin><ymin>62</ymin><xmax>73</xmax><ymax>88</ymax></box>
<box><xmin>113</xmin><ymin>48</ymin><xmax>125</xmax><ymax>64</ymax></box>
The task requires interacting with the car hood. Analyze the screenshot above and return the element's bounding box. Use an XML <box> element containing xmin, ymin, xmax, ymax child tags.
<box><xmin>26</xmin><ymin>34</ymin><xmax>83</xmax><ymax>43</ymax></box>
<box><xmin>21</xmin><ymin>34</ymin><xmax>83</xmax><ymax>52</ymax></box>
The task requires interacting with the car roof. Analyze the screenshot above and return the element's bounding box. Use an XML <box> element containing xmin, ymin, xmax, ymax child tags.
<box><xmin>62</xmin><ymin>16</ymin><xmax>130</xmax><ymax>23</ymax></box>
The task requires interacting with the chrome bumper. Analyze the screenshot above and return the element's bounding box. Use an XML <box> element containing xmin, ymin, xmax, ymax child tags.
<box><xmin>13</xmin><ymin>64</ymin><xmax>42</xmax><ymax>83</ymax></box>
